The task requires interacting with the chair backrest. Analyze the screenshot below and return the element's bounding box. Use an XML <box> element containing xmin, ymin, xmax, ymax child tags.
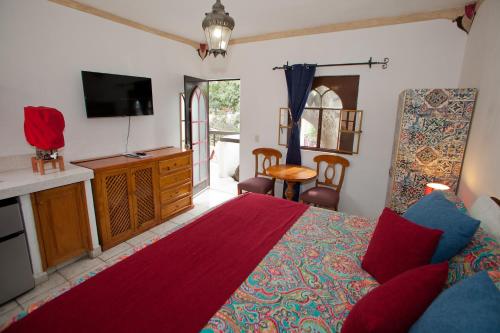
<box><xmin>252</xmin><ymin>148</ymin><xmax>282</xmax><ymax>177</ymax></box>
<box><xmin>314</xmin><ymin>154</ymin><xmax>350</xmax><ymax>192</ymax></box>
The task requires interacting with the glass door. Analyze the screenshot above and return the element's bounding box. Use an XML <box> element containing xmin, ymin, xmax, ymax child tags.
<box><xmin>184</xmin><ymin>76</ymin><xmax>209</xmax><ymax>194</ymax></box>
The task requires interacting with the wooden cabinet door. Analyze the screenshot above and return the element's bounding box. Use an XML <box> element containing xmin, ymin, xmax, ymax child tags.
<box><xmin>131</xmin><ymin>162</ymin><xmax>160</xmax><ymax>232</ymax></box>
<box><xmin>32</xmin><ymin>182</ymin><xmax>91</xmax><ymax>270</ymax></box>
<box><xmin>99</xmin><ymin>167</ymin><xmax>135</xmax><ymax>249</ymax></box>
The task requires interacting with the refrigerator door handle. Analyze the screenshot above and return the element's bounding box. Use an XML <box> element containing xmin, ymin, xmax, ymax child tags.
<box><xmin>0</xmin><ymin>230</ymin><xmax>24</xmax><ymax>243</ymax></box>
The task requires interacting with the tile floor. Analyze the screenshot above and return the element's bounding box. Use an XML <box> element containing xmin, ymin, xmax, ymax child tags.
<box><xmin>0</xmin><ymin>188</ymin><xmax>236</xmax><ymax>330</ymax></box>
<box><xmin>209</xmin><ymin>160</ymin><xmax>238</xmax><ymax>195</ymax></box>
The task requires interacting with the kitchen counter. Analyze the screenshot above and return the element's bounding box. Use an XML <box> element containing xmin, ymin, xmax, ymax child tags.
<box><xmin>0</xmin><ymin>163</ymin><xmax>100</xmax><ymax>284</ymax></box>
<box><xmin>0</xmin><ymin>164</ymin><xmax>94</xmax><ymax>200</ymax></box>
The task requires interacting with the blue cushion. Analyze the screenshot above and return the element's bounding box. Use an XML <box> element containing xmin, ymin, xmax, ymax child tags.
<box><xmin>410</xmin><ymin>271</ymin><xmax>500</xmax><ymax>333</ymax></box>
<box><xmin>404</xmin><ymin>191</ymin><xmax>480</xmax><ymax>263</ymax></box>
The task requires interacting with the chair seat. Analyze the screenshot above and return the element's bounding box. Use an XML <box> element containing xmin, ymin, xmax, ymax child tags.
<box><xmin>238</xmin><ymin>177</ymin><xmax>274</xmax><ymax>194</ymax></box>
<box><xmin>301</xmin><ymin>186</ymin><xmax>340</xmax><ymax>208</ymax></box>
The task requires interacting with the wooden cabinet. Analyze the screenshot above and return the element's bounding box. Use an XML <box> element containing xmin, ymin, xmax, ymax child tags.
<box><xmin>31</xmin><ymin>182</ymin><xmax>91</xmax><ymax>270</ymax></box>
<box><xmin>131</xmin><ymin>163</ymin><xmax>160</xmax><ymax>232</ymax></box>
<box><xmin>73</xmin><ymin>148</ymin><xmax>193</xmax><ymax>250</ymax></box>
<box><xmin>96</xmin><ymin>162</ymin><xmax>161</xmax><ymax>247</ymax></box>
<box><xmin>98</xmin><ymin>167</ymin><xmax>135</xmax><ymax>247</ymax></box>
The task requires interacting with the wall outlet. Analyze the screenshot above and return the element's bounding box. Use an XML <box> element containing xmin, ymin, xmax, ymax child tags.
<box><xmin>254</xmin><ymin>135</ymin><xmax>260</xmax><ymax>143</ymax></box>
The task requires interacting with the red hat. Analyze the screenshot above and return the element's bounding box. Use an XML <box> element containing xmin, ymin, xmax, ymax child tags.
<box><xmin>24</xmin><ymin>106</ymin><xmax>65</xmax><ymax>150</ymax></box>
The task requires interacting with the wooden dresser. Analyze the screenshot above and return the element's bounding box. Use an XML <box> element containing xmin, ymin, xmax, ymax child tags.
<box><xmin>73</xmin><ymin>147</ymin><xmax>193</xmax><ymax>250</ymax></box>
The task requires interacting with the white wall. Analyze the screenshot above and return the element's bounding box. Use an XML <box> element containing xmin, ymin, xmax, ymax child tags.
<box><xmin>458</xmin><ymin>0</ymin><xmax>500</xmax><ymax>207</ymax></box>
<box><xmin>201</xmin><ymin>20</ymin><xmax>467</xmax><ymax>217</ymax></box>
<box><xmin>0</xmin><ymin>0</ymin><xmax>200</xmax><ymax>161</ymax></box>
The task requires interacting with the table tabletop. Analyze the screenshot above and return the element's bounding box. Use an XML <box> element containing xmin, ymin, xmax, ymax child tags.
<box><xmin>266</xmin><ymin>164</ymin><xmax>317</xmax><ymax>182</ymax></box>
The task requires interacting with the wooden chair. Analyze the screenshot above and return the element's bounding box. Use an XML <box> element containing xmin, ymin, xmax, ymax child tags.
<box><xmin>237</xmin><ymin>148</ymin><xmax>282</xmax><ymax>195</ymax></box>
<box><xmin>300</xmin><ymin>155</ymin><xmax>350</xmax><ymax>210</ymax></box>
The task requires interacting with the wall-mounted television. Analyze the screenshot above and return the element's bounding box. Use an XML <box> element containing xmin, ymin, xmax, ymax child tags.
<box><xmin>82</xmin><ymin>71</ymin><xmax>154</xmax><ymax>118</ymax></box>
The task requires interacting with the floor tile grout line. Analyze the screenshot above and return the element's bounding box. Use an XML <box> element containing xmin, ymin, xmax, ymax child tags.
<box><xmin>104</xmin><ymin>249</ymin><xmax>136</xmax><ymax>265</ymax></box>
<box><xmin>0</xmin><ymin>302</ymin><xmax>21</xmax><ymax>316</ymax></box>
<box><xmin>60</xmin><ymin>273</ymin><xmax>70</xmax><ymax>282</ymax></box>
<box><xmin>97</xmin><ymin>257</ymin><xmax>106</xmax><ymax>264</ymax></box>
<box><xmin>64</xmin><ymin>263</ymin><xmax>109</xmax><ymax>286</ymax></box>
<box><xmin>16</xmin><ymin>280</ymin><xmax>68</xmax><ymax>308</ymax></box>
<box><xmin>15</xmin><ymin>272</ymin><xmax>68</xmax><ymax>305</ymax></box>
<box><xmin>57</xmin><ymin>259</ymin><xmax>108</xmax><ymax>282</ymax></box>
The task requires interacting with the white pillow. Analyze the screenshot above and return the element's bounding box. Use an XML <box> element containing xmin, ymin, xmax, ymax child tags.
<box><xmin>470</xmin><ymin>196</ymin><xmax>500</xmax><ymax>241</ymax></box>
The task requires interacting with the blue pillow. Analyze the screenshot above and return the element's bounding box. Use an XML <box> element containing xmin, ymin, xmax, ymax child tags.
<box><xmin>404</xmin><ymin>191</ymin><xmax>480</xmax><ymax>263</ymax></box>
<box><xmin>410</xmin><ymin>271</ymin><xmax>500</xmax><ymax>333</ymax></box>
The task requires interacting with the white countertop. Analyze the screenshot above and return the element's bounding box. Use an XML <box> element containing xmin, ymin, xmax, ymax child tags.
<box><xmin>0</xmin><ymin>164</ymin><xmax>94</xmax><ymax>200</ymax></box>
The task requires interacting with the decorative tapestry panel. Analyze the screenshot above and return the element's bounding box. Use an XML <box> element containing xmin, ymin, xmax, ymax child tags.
<box><xmin>387</xmin><ymin>88</ymin><xmax>477</xmax><ymax>214</ymax></box>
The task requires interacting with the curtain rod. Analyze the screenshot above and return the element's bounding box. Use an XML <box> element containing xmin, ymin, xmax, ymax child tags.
<box><xmin>272</xmin><ymin>57</ymin><xmax>389</xmax><ymax>70</ymax></box>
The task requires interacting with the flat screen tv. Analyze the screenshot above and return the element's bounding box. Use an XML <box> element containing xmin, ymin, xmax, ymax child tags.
<box><xmin>82</xmin><ymin>71</ymin><xmax>154</xmax><ymax>117</ymax></box>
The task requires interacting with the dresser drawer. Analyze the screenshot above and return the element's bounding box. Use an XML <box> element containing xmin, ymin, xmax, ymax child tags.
<box><xmin>159</xmin><ymin>154</ymin><xmax>191</xmax><ymax>175</ymax></box>
<box><xmin>160</xmin><ymin>168</ymin><xmax>191</xmax><ymax>189</ymax></box>
<box><xmin>160</xmin><ymin>182</ymin><xmax>191</xmax><ymax>204</ymax></box>
<box><xmin>161</xmin><ymin>196</ymin><xmax>192</xmax><ymax>219</ymax></box>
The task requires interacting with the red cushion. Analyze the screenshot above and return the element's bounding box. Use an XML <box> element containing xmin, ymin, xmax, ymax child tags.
<box><xmin>362</xmin><ymin>208</ymin><xmax>443</xmax><ymax>284</ymax></box>
<box><xmin>341</xmin><ymin>262</ymin><xmax>449</xmax><ymax>333</ymax></box>
<box><xmin>300</xmin><ymin>186</ymin><xmax>339</xmax><ymax>207</ymax></box>
<box><xmin>238</xmin><ymin>177</ymin><xmax>274</xmax><ymax>194</ymax></box>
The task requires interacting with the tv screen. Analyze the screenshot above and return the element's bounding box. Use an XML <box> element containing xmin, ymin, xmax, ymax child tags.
<box><xmin>82</xmin><ymin>71</ymin><xmax>154</xmax><ymax>117</ymax></box>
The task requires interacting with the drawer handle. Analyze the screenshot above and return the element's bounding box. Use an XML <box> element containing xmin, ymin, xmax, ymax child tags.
<box><xmin>164</xmin><ymin>162</ymin><xmax>183</xmax><ymax>170</ymax></box>
<box><xmin>168</xmin><ymin>191</ymin><xmax>179</xmax><ymax>198</ymax></box>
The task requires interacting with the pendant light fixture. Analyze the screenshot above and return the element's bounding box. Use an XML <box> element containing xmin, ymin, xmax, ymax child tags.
<box><xmin>202</xmin><ymin>0</ymin><xmax>235</xmax><ymax>57</ymax></box>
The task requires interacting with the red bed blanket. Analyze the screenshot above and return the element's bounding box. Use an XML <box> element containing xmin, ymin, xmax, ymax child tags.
<box><xmin>6</xmin><ymin>193</ymin><xmax>307</xmax><ymax>333</ymax></box>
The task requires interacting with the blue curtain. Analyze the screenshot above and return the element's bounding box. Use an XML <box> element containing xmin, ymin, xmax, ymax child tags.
<box><xmin>283</xmin><ymin>64</ymin><xmax>316</xmax><ymax>201</ymax></box>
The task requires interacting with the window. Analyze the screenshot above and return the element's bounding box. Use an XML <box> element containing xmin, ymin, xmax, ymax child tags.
<box><xmin>278</xmin><ymin>76</ymin><xmax>363</xmax><ymax>154</ymax></box>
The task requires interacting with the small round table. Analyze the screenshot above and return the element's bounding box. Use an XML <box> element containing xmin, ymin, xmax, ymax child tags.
<box><xmin>266</xmin><ymin>164</ymin><xmax>317</xmax><ymax>201</ymax></box>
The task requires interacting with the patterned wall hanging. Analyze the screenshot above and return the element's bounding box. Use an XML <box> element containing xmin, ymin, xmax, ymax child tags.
<box><xmin>386</xmin><ymin>88</ymin><xmax>477</xmax><ymax>213</ymax></box>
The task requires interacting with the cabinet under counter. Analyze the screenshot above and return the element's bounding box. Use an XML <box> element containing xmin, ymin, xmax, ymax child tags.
<box><xmin>31</xmin><ymin>182</ymin><xmax>92</xmax><ymax>270</ymax></box>
<box><xmin>0</xmin><ymin>163</ymin><xmax>100</xmax><ymax>283</ymax></box>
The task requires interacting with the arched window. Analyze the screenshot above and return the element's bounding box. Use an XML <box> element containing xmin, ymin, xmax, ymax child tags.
<box><xmin>280</xmin><ymin>76</ymin><xmax>362</xmax><ymax>154</ymax></box>
<box><xmin>305</xmin><ymin>85</ymin><xmax>343</xmax><ymax>109</ymax></box>
<box><xmin>301</xmin><ymin>85</ymin><xmax>343</xmax><ymax>149</ymax></box>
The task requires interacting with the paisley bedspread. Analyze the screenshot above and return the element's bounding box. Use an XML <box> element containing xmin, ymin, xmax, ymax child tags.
<box><xmin>202</xmin><ymin>206</ymin><xmax>379</xmax><ymax>333</ymax></box>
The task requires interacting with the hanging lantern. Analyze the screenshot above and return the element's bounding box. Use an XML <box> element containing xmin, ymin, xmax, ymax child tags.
<box><xmin>202</xmin><ymin>0</ymin><xmax>235</xmax><ymax>57</ymax></box>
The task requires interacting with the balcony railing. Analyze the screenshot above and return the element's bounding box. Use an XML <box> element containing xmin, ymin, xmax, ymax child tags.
<box><xmin>209</xmin><ymin>130</ymin><xmax>240</xmax><ymax>145</ymax></box>
<box><xmin>209</xmin><ymin>130</ymin><xmax>239</xmax><ymax>159</ymax></box>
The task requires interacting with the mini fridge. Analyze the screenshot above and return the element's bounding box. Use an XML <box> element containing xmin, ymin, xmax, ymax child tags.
<box><xmin>0</xmin><ymin>197</ymin><xmax>35</xmax><ymax>304</ymax></box>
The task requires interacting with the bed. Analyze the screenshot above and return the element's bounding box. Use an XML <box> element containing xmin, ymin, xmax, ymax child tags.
<box><xmin>203</xmin><ymin>196</ymin><xmax>500</xmax><ymax>332</ymax></box>
<box><xmin>3</xmin><ymin>193</ymin><xmax>499</xmax><ymax>333</ymax></box>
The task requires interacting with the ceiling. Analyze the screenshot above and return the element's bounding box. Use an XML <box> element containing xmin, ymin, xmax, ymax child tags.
<box><xmin>71</xmin><ymin>0</ymin><xmax>468</xmax><ymax>42</ymax></box>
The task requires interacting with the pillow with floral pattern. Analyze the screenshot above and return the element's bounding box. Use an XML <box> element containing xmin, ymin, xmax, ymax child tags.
<box><xmin>447</xmin><ymin>227</ymin><xmax>500</xmax><ymax>287</ymax></box>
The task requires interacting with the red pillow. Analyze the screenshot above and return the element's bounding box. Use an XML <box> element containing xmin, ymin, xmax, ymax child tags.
<box><xmin>362</xmin><ymin>208</ymin><xmax>443</xmax><ymax>283</ymax></box>
<box><xmin>341</xmin><ymin>262</ymin><xmax>449</xmax><ymax>333</ymax></box>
